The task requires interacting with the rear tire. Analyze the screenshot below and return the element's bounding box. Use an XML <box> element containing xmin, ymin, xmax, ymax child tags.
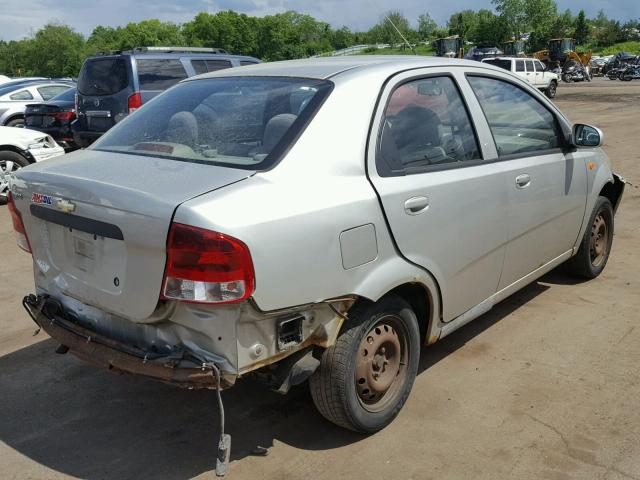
<box><xmin>309</xmin><ymin>295</ymin><xmax>420</xmax><ymax>433</ymax></box>
<box><xmin>6</xmin><ymin>117</ymin><xmax>25</xmax><ymax>128</ymax></box>
<box><xmin>565</xmin><ymin>196</ymin><xmax>614</xmax><ymax>279</ymax></box>
<box><xmin>545</xmin><ymin>81</ymin><xmax>557</xmax><ymax>99</ymax></box>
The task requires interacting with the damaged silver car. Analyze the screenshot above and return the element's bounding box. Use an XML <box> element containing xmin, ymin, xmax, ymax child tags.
<box><xmin>9</xmin><ymin>57</ymin><xmax>624</xmax><ymax>440</ymax></box>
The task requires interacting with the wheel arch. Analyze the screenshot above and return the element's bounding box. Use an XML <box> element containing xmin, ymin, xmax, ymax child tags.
<box><xmin>0</xmin><ymin>145</ymin><xmax>32</xmax><ymax>163</ymax></box>
<box><xmin>599</xmin><ymin>174</ymin><xmax>625</xmax><ymax>214</ymax></box>
<box><xmin>349</xmin><ymin>271</ymin><xmax>442</xmax><ymax>346</ymax></box>
<box><xmin>3</xmin><ymin>113</ymin><xmax>25</xmax><ymax>126</ymax></box>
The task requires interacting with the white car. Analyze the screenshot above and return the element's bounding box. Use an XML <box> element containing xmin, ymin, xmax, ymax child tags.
<box><xmin>0</xmin><ymin>126</ymin><xmax>65</xmax><ymax>203</ymax></box>
<box><xmin>482</xmin><ymin>57</ymin><xmax>559</xmax><ymax>98</ymax></box>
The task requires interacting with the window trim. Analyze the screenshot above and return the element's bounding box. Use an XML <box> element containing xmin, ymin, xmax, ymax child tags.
<box><xmin>465</xmin><ymin>72</ymin><xmax>571</xmax><ymax>162</ymax></box>
<box><xmin>374</xmin><ymin>72</ymin><xmax>485</xmax><ymax>177</ymax></box>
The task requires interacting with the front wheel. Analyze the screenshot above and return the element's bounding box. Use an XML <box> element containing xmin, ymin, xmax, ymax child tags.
<box><xmin>309</xmin><ymin>295</ymin><xmax>420</xmax><ymax>433</ymax></box>
<box><xmin>565</xmin><ymin>196</ymin><xmax>614</xmax><ymax>278</ymax></box>
<box><xmin>0</xmin><ymin>150</ymin><xmax>29</xmax><ymax>203</ymax></box>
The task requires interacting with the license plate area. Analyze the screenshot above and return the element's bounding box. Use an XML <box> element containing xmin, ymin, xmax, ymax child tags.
<box><xmin>40</xmin><ymin>223</ymin><xmax>127</xmax><ymax>295</ymax></box>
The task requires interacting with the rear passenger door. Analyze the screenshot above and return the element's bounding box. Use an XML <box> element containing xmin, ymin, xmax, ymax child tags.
<box><xmin>466</xmin><ymin>75</ymin><xmax>587</xmax><ymax>290</ymax></box>
<box><xmin>524</xmin><ymin>59</ymin><xmax>535</xmax><ymax>84</ymax></box>
<box><xmin>368</xmin><ymin>69</ymin><xmax>510</xmax><ymax>321</ymax></box>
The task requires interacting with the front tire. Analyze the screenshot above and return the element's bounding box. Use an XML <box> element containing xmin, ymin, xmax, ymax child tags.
<box><xmin>309</xmin><ymin>295</ymin><xmax>420</xmax><ymax>433</ymax></box>
<box><xmin>0</xmin><ymin>150</ymin><xmax>29</xmax><ymax>203</ymax></box>
<box><xmin>565</xmin><ymin>196</ymin><xmax>614</xmax><ymax>278</ymax></box>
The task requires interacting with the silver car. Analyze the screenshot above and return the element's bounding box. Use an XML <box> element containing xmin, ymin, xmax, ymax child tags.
<box><xmin>0</xmin><ymin>81</ymin><xmax>74</xmax><ymax>127</ymax></box>
<box><xmin>10</xmin><ymin>57</ymin><xmax>624</xmax><ymax>435</ymax></box>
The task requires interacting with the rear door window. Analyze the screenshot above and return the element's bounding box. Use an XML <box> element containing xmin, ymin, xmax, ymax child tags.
<box><xmin>377</xmin><ymin>76</ymin><xmax>481</xmax><ymax>175</ymax></box>
<box><xmin>525</xmin><ymin>60</ymin><xmax>534</xmax><ymax>72</ymax></box>
<box><xmin>240</xmin><ymin>61</ymin><xmax>258</xmax><ymax>66</ymax></box>
<box><xmin>78</xmin><ymin>58</ymin><xmax>129</xmax><ymax>96</ymax></box>
<box><xmin>136</xmin><ymin>59</ymin><xmax>188</xmax><ymax>90</ymax></box>
<box><xmin>515</xmin><ymin>60</ymin><xmax>525</xmax><ymax>72</ymax></box>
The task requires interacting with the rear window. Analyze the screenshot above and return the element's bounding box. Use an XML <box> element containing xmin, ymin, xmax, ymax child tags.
<box><xmin>92</xmin><ymin>76</ymin><xmax>333</xmax><ymax>171</ymax></box>
<box><xmin>483</xmin><ymin>59</ymin><xmax>512</xmax><ymax>71</ymax></box>
<box><xmin>136</xmin><ymin>59</ymin><xmax>188</xmax><ymax>90</ymax></box>
<box><xmin>78</xmin><ymin>58</ymin><xmax>129</xmax><ymax>96</ymax></box>
<box><xmin>50</xmin><ymin>87</ymin><xmax>76</xmax><ymax>102</ymax></box>
<box><xmin>191</xmin><ymin>59</ymin><xmax>233</xmax><ymax>75</ymax></box>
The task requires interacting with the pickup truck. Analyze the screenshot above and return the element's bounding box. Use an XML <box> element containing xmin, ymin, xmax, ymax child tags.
<box><xmin>482</xmin><ymin>57</ymin><xmax>559</xmax><ymax>98</ymax></box>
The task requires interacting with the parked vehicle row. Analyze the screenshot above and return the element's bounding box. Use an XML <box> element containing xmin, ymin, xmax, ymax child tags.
<box><xmin>0</xmin><ymin>79</ymin><xmax>75</xmax><ymax>127</ymax></box>
<box><xmin>73</xmin><ymin>46</ymin><xmax>260</xmax><ymax>147</ymax></box>
<box><xmin>10</xmin><ymin>57</ymin><xmax>624</xmax><ymax>438</ymax></box>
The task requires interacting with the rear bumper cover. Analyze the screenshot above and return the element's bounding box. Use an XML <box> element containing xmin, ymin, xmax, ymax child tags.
<box><xmin>23</xmin><ymin>294</ymin><xmax>234</xmax><ymax>389</ymax></box>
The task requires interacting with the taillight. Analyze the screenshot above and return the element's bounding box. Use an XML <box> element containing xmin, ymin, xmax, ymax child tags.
<box><xmin>7</xmin><ymin>192</ymin><xmax>31</xmax><ymax>253</ymax></box>
<box><xmin>52</xmin><ymin>111</ymin><xmax>75</xmax><ymax>122</ymax></box>
<box><xmin>128</xmin><ymin>92</ymin><xmax>142</xmax><ymax>113</ymax></box>
<box><xmin>161</xmin><ymin>223</ymin><xmax>255</xmax><ymax>304</ymax></box>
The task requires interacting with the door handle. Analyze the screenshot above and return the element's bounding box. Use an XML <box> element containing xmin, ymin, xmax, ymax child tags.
<box><xmin>515</xmin><ymin>174</ymin><xmax>531</xmax><ymax>189</ymax></box>
<box><xmin>404</xmin><ymin>196</ymin><xmax>429</xmax><ymax>215</ymax></box>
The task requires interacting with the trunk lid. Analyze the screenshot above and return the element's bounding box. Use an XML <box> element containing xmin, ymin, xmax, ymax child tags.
<box><xmin>15</xmin><ymin>149</ymin><xmax>253</xmax><ymax>320</ymax></box>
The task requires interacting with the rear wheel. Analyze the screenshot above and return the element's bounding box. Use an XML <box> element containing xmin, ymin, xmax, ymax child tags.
<box><xmin>545</xmin><ymin>81</ymin><xmax>557</xmax><ymax>99</ymax></box>
<box><xmin>309</xmin><ymin>295</ymin><xmax>420</xmax><ymax>433</ymax></box>
<box><xmin>565</xmin><ymin>196</ymin><xmax>614</xmax><ymax>278</ymax></box>
<box><xmin>0</xmin><ymin>150</ymin><xmax>29</xmax><ymax>203</ymax></box>
<box><xmin>6</xmin><ymin>117</ymin><xmax>25</xmax><ymax>128</ymax></box>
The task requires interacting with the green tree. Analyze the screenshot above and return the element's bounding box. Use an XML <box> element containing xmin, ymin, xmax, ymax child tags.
<box><xmin>574</xmin><ymin>10</ymin><xmax>590</xmax><ymax>45</ymax></box>
<box><xmin>417</xmin><ymin>13</ymin><xmax>438</xmax><ymax>39</ymax></box>
<box><xmin>492</xmin><ymin>0</ymin><xmax>527</xmax><ymax>39</ymax></box>
<box><xmin>448</xmin><ymin>10</ymin><xmax>478</xmax><ymax>41</ymax></box>
<box><xmin>473</xmin><ymin>9</ymin><xmax>509</xmax><ymax>45</ymax></box>
<box><xmin>26</xmin><ymin>24</ymin><xmax>86</xmax><ymax>77</ymax></box>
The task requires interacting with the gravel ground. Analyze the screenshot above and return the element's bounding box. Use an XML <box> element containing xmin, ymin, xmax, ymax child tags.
<box><xmin>1</xmin><ymin>76</ymin><xmax>639</xmax><ymax>480</ymax></box>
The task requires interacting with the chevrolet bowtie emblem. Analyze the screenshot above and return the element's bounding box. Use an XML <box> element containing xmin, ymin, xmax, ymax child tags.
<box><xmin>55</xmin><ymin>199</ymin><xmax>76</xmax><ymax>213</ymax></box>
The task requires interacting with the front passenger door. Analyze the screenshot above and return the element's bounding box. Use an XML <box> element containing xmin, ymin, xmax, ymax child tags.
<box><xmin>467</xmin><ymin>75</ymin><xmax>587</xmax><ymax>290</ymax></box>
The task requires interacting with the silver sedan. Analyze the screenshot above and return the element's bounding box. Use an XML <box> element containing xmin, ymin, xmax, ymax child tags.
<box><xmin>10</xmin><ymin>57</ymin><xmax>624</xmax><ymax>435</ymax></box>
<box><xmin>0</xmin><ymin>81</ymin><xmax>74</xmax><ymax>127</ymax></box>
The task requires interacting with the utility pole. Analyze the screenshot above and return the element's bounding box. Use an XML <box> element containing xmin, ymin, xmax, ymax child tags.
<box><xmin>385</xmin><ymin>16</ymin><xmax>416</xmax><ymax>54</ymax></box>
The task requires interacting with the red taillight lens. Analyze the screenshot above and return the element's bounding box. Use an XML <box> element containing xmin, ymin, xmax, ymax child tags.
<box><xmin>7</xmin><ymin>192</ymin><xmax>31</xmax><ymax>253</ymax></box>
<box><xmin>162</xmin><ymin>223</ymin><xmax>255</xmax><ymax>304</ymax></box>
<box><xmin>128</xmin><ymin>92</ymin><xmax>142</xmax><ymax>113</ymax></box>
<box><xmin>52</xmin><ymin>111</ymin><xmax>75</xmax><ymax>122</ymax></box>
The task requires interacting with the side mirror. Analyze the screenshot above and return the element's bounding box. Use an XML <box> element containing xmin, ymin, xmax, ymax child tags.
<box><xmin>572</xmin><ymin>124</ymin><xmax>604</xmax><ymax>147</ymax></box>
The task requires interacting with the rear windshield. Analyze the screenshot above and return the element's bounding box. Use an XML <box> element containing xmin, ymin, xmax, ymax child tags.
<box><xmin>136</xmin><ymin>59</ymin><xmax>188</xmax><ymax>90</ymax></box>
<box><xmin>78</xmin><ymin>58</ymin><xmax>129</xmax><ymax>96</ymax></box>
<box><xmin>92</xmin><ymin>76</ymin><xmax>333</xmax><ymax>170</ymax></box>
<box><xmin>483</xmin><ymin>59</ymin><xmax>512</xmax><ymax>71</ymax></box>
<box><xmin>51</xmin><ymin>87</ymin><xmax>76</xmax><ymax>102</ymax></box>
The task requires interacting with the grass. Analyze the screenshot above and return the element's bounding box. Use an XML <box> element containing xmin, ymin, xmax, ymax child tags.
<box><xmin>360</xmin><ymin>44</ymin><xmax>435</xmax><ymax>56</ymax></box>
<box><xmin>589</xmin><ymin>41</ymin><xmax>640</xmax><ymax>56</ymax></box>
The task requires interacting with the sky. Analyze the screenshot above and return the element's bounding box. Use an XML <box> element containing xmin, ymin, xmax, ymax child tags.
<box><xmin>0</xmin><ymin>0</ymin><xmax>638</xmax><ymax>41</ymax></box>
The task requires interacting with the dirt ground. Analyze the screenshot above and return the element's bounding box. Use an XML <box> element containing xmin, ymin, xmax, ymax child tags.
<box><xmin>1</xmin><ymin>76</ymin><xmax>640</xmax><ymax>480</ymax></box>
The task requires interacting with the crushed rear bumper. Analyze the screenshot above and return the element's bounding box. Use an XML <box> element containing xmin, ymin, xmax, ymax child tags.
<box><xmin>22</xmin><ymin>294</ymin><xmax>234</xmax><ymax>389</ymax></box>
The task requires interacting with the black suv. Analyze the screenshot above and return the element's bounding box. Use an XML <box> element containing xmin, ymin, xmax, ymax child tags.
<box><xmin>72</xmin><ymin>47</ymin><xmax>260</xmax><ymax>147</ymax></box>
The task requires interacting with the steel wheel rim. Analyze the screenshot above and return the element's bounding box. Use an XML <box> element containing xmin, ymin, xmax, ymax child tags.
<box><xmin>355</xmin><ymin>314</ymin><xmax>409</xmax><ymax>413</ymax></box>
<box><xmin>590</xmin><ymin>212</ymin><xmax>609</xmax><ymax>267</ymax></box>
<box><xmin>0</xmin><ymin>159</ymin><xmax>20</xmax><ymax>195</ymax></box>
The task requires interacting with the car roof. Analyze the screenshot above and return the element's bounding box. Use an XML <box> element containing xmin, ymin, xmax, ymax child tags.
<box><xmin>189</xmin><ymin>55</ymin><xmax>505</xmax><ymax>81</ymax></box>
<box><xmin>87</xmin><ymin>52</ymin><xmax>259</xmax><ymax>62</ymax></box>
